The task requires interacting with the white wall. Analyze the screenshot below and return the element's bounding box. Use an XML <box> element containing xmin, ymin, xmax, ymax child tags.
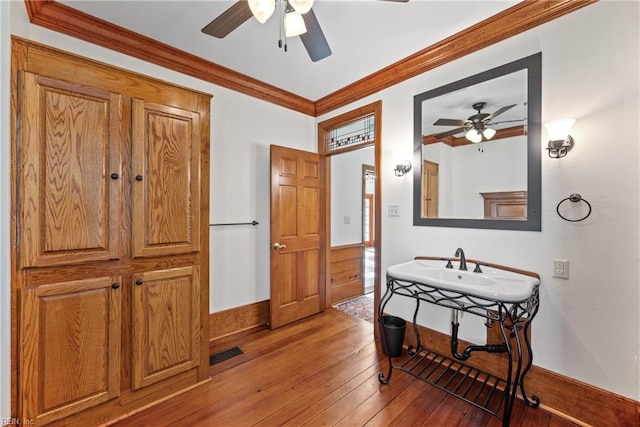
<box><xmin>0</xmin><ymin>0</ymin><xmax>11</xmax><ymax>420</ymax></box>
<box><xmin>1</xmin><ymin>2</ymin><xmax>314</xmax><ymax>417</ymax></box>
<box><xmin>452</xmin><ymin>136</ymin><xmax>527</xmax><ymax>218</ymax></box>
<box><xmin>423</xmin><ymin>136</ymin><xmax>527</xmax><ymax>218</ymax></box>
<box><xmin>331</xmin><ymin>146</ymin><xmax>374</xmax><ymax>246</ymax></box>
<box><xmin>208</xmin><ymin>89</ymin><xmax>314</xmax><ymax>311</ymax></box>
<box><xmin>319</xmin><ymin>1</ymin><xmax>640</xmax><ymax>401</ymax></box>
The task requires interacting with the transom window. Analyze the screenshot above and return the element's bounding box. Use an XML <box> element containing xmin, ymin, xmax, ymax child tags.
<box><xmin>325</xmin><ymin>114</ymin><xmax>375</xmax><ymax>152</ymax></box>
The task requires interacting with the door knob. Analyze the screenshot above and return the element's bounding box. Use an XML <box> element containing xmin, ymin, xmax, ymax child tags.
<box><xmin>273</xmin><ymin>243</ymin><xmax>287</xmax><ymax>250</ymax></box>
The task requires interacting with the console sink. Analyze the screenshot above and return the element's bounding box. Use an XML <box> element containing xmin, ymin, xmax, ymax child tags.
<box><xmin>387</xmin><ymin>259</ymin><xmax>539</xmax><ymax>302</ymax></box>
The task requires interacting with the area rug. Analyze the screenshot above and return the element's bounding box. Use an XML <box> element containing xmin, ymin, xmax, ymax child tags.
<box><xmin>332</xmin><ymin>293</ymin><xmax>374</xmax><ymax>323</ymax></box>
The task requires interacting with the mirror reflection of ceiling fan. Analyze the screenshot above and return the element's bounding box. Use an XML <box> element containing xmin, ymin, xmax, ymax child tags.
<box><xmin>433</xmin><ymin>102</ymin><xmax>522</xmax><ymax>143</ymax></box>
<box><xmin>201</xmin><ymin>0</ymin><xmax>409</xmax><ymax>62</ymax></box>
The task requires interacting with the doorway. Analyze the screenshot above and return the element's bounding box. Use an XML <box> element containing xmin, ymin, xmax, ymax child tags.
<box><xmin>422</xmin><ymin>160</ymin><xmax>439</xmax><ymax>218</ymax></box>
<box><xmin>317</xmin><ymin>101</ymin><xmax>381</xmax><ymax>328</ymax></box>
<box><xmin>363</xmin><ymin>164</ymin><xmax>375</xmax><ymax>294</ymax></box>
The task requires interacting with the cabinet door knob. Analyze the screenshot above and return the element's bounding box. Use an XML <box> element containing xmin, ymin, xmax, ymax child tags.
<box><xmin>135</xmin><ymin>175</ymin><xmax>143</xmax><ymax>181</ymax></box>
<box><xmin>135</xmin><ymin>279</ymin><xmax>143</xmax><ymax>286</ymax></box>
<box><xmin>111</xmin><ymin>282</ymin><xmax>120</xmax><ymax>289</ymax></box>
<box><xmin>110</xmin><ymin>173</ymin><xmax>119</xmax><ymax>180</ymax></box>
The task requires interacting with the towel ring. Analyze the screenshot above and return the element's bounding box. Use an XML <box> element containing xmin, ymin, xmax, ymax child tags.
<box><xmin>556</xmin><ymin>194</ymin><xmax>591</xmax><ymax>222</ymax></box>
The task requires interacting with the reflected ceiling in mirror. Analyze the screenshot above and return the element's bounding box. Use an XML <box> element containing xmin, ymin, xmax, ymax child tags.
<box><xmin>413</xmin><ymin>53</ymin><xmax>541</xmax><ymax>231</ymax></box>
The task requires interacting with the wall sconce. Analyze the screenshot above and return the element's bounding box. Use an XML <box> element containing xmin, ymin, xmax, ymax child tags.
<box><xmin>394</xmin><ymin>160</ymin><xmax>412</xmax><ymax>177</ymax></box>
<box><xmin>544</xmin><ymin>119</ymin><xmax>575</xmax><ymax>158</ymax></box>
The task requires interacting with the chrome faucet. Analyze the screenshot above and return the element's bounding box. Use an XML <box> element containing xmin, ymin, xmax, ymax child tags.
<box><xmin>455</xmin><ymin>247</ymin><xmax>467</xmax><ymax>271</ymax></box>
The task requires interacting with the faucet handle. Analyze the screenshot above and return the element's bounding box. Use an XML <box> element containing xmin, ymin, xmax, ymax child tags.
<box><xmin>445</xmin><ymin>259</ymin><xmax>453</xmax><ymax>269</ymax></box>
<box><xmin>473</xmin><ymin>263</ymin><xmax>483</xmax><ymax>273</ymax></box>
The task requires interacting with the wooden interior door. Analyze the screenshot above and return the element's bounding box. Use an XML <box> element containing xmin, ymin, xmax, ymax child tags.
<box><xmin>422</xmin><ymin>160</ymin><xmax>439</xmax><ymax>218</ymax></box>
<box><xmin>364</xmin><ymin>194</ymin><xmax>374</xmax><ymax>247</ymax></box>
<box><xmin>270</xmin><ymin>145</ymin><xmax>323</xmax><ymax>329</ymax></box>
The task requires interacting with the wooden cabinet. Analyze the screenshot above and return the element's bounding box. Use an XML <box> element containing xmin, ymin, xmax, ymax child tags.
<box><xmin>18</xmin><ymin>72</ymin><xmax>124</xmax><ymax>268</ymax></box>
<box><xmin>20</xmin><ymin>277</ymin><xmax>122</xmax><ymax>425</ymax></box>
<box><xmin>11</xmin><ymin>39</ymin><xmax>210</xmax><ymax>425</ymax></box>
<box><xmin>480</xmin><ymin>191</ymin><xmax>528</xmax><ymax>219</ymax></box>
<box><xmin>131</xmin><ymin>99</ymin><xmax>201</xmax><ymax>258</ymax></box>
<box><xmin>132</xmin><ymin>267</ymin><xmax>200</xmax><ymax>390</ymax></box>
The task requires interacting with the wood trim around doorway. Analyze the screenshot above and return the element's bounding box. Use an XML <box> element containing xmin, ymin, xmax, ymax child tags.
<box><xmin>318</xmin><ymin>101</ymin><xmax>382</xmax><ymax>337</ymax></box>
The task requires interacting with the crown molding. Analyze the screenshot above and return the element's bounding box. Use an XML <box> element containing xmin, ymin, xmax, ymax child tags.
<box><xmin>24</xmin><ymin>1</ymin><xmax>596</xmax><ymax>118</ymax></box>
<box><xmin>23</xmin><ymin>0</ymin><xmax>316</xmax><ymax>116</ymax></box>
<box><xmin>315</xmin><ymin>0</ymin><xmax>597</xmax><ymax>116</ymax></box>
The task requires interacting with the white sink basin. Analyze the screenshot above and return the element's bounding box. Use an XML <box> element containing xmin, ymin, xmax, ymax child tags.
<box><xmin>387</xmin><ymin>259</ymin><xmax>539</xmax><ymax>302</ymax></box>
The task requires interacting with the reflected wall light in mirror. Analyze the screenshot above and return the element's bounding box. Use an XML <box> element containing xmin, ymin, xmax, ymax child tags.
<box><xmin>413</xmin><ymin>53</ymin><xmax>541</xmax><ymax>231</ymax></box>
<box><xmin>394</xmin><ymin>160</ymin><xmax>412</xmax><ymax>177</ymax></box>
<box><xmin>545</xmin><ymin>119</ymin><xmax>575</xmax><ymax>158</ymax></box>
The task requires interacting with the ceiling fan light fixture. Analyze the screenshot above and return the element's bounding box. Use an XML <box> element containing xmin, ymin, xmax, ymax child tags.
<box><xmin>285</xmin><ymin>11</ymin><xmax>307</xmax><ymax>37</ymax></box>
<box><xmin>465</xmin><ymin>129</ymin><xmax>482</xmax><ymax>143</ymax></box>
<box><xmin>289</xmin><ymin>0</ymin><xmax>314</xmax><ymax>14</ymax></box>
<box><xmin>248</xmin><ymin>0</ymin><xmax>275</xmax><ymax>24</ymax></box>
<box><xmin>482</xmin><ymin>127</ymin><xmax>496</xmax><ymax>140</ymax></box>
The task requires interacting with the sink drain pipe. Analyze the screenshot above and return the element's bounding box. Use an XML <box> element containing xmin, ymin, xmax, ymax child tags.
<box><xmin>450</xmin><ymin>309</ymin><xmax>507</xmax><ymax>361</ymax></box>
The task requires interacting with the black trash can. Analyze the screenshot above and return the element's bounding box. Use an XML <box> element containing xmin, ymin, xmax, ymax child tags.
<box><xmin>380</xmin><ymin>315</ymin><xmax>406</xmax><ymax>357</ymax></box>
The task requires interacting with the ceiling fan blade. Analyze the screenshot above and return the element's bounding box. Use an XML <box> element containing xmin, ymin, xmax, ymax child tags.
<box><xmin>434</xmin><ymin>127</ymin><xmax>466</xmax><ymax>139</ymax></box>
<box><xmin>201</xmin><ymin>0</ymin><xmax>253</xmax><ymax>39</ymax></box>
<box><xmin>485</xmin><ymin>104</ymin><xmax>516</xmax><ymax>121</ymax></box>
<box><xmin>491</xmin><ymin>119</ymin><xmax>526</xmax><ymax>125</ymax></box>
<box><xmin>300</xmin><ymin>9</ymin><xmax>332</xmax><ymax>62</ymax></box>
<box><xmin>433</xmin><ymin>118</ymin><xmax>467</xmax><ymax>127</ymax></box>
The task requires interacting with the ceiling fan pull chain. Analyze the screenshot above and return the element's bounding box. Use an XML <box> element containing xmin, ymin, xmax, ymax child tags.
<box><xmin>276</xmin><ymin>0</ymin><xmax>287</xmax><ymax>51</ymax></box>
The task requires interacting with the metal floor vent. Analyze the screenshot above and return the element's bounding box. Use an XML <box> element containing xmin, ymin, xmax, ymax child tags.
<box><xmin>209</xmin><ymin>346</ymin><xmax>243</xmax><ymax>366</ymax></box>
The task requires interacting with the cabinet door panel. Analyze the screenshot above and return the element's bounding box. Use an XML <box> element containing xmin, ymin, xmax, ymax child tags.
<box><xmin>132</xmin><ymin>266</ymin><xmax>200</xmax><ymax>389</ymax></box>
<box><xmin>19</xmin><ymin>72</ymin><xmax>123</xmax><ymax>268</ymax></box>
<box><xmin>132</xmin><ymin>100</ymin><xmax>201</xmax><ymax>257</ymax></box>
<box><xmin>20</xmin><ymin>277</ymin><xmax>121</xmax><ymax>424</ymax></box>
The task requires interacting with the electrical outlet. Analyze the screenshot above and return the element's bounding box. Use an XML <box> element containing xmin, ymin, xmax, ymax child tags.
<box><xmin>553</xmin><ymin>259</ymin><xmax>569</xmax><ymax>279</ymax></box>
<box><xmin>344</xmin><ymin>215</ymin><xmax>350</xmax><ymax>224</ymax></box>
<box><xmin>388</xmin><ymin>204</ymin><xmax>400</xmax><ymax>217</ymax></box>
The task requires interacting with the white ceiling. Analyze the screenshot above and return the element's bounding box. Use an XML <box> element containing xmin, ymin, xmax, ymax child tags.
<box><xmin>60</xmin><ymin>0</ymin><xmax>519</xmax><ymax>100</ymax></box>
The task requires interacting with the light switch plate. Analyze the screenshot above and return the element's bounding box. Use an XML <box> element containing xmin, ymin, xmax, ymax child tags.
<box><xmin>388</xmin><ymin>204</ymin><xmax>400</xmax><ymax>217</ymax></box>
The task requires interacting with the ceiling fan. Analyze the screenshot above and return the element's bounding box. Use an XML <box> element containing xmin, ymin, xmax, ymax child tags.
<box><xmin>432</xmin><ymin>102</ymin><xmax>518</xmax><ymax>143</ymax></box>
<box><xmin>201</xmin><ymin>0</ymin><xmax>409</xmax><ymax>62</ymax></box>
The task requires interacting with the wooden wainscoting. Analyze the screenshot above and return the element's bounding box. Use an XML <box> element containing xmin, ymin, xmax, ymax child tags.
<box><xmin>404</xmin><ymin>320</ymin><xmax>640</xmax><ymax>427</ymax></box>
<box><xmin>209</xmin><ymin>300</ymin><xmax>270</xmax><ymax>343</ymax></box>
<box><xmin>330</xmin><ymin>244</ymin><xmax>364</xmax><ymax>305</ymax></box>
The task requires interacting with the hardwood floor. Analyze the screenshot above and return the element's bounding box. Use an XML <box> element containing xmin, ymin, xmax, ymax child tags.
<box><xmin>111</xmin><ymin>309</ymin><xmax>578</xmax><ymax>427</ymax></box>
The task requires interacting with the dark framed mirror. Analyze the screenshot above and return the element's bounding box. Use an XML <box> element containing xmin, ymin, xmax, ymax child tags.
<box><xmin>413</xmin><ymin>53</ymin><xmax>541</xmax><ymax>231</ymax></box>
